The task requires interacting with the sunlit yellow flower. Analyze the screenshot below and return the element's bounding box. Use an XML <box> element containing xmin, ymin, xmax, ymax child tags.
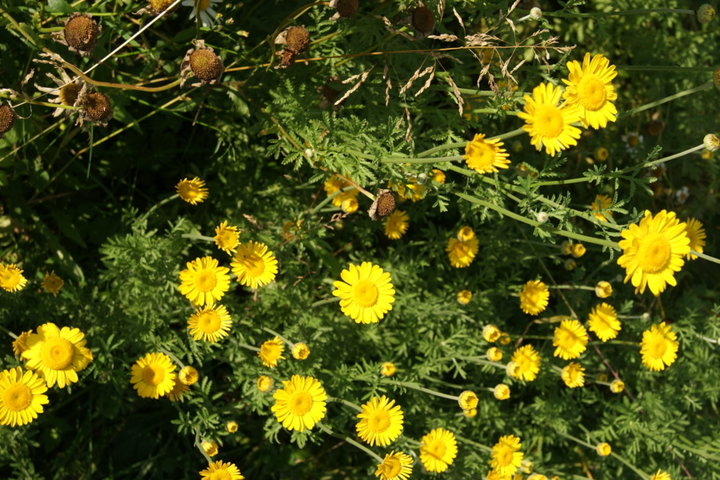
<box><xmin>610</xmin><ymin>379</ymin><xmax>624</xmax><ymax>393</ymax></box>
<box><xmin>12</xmin><ymin>331</ymin><xmax>32</xmax><ymax>357</ymax></box>
<box><xmin>226</xmin><ymin>420</ymin><xmax>238</xmax><ymax>433</ymax></box>
<box><xmin>256</xmin><ymin>375</ymin><xmax>274</xmax><ymax>392</ymax></box>
<box><xmin>324</xmin><ymin>174</ymin><xmax>358</xmax><ymax>207</ymax></box>
<box><xmin>332</xmin><ymin>262</ymin><xmax>395</xmax><ymax>324</ymax></box>
<box><xmin>571</xmin><ymin>243</ymin><xmax>586</xmax><ymax>258</ymax></box>
<box><xmin>649</xmin><ymin>470</ymin><xmax>671</xmax><ymax>480</ymax></box>
<box><xmin>41</xmin><ymin>271</ymin><xmax>64</xmax><ymax>296</ymax></box>
<box><xmin>684</xmin><ymin>218</ymin><xmax>706</xmax><ymax>260</ymax></box>
<box><xmin>595</xmin><ymin>281</ymin><xmax>612</xmax><ymax>298</ymax></box>
<box><xmin>493</xmin><ymin>383</ymin><xmax>510</xmax><ymax>400</ymax></box>
<box><xmin>0</xmin><ymin>264</ymin><xmax>27</xmax><ymax>293</ymax></box>
<box><xmin>356</xmin><ymin>396</ymin><xmax>404</xmax><ymax>446</ymax></box>
<box><xmin>561</xmin><ymin>362</ymin><xmax>585</xmax><ymax>388</ymax></box>
<box><xmin>291</xmin><ymin>342</ymin><xmax>310</xmax><ymax>360</ymax></box>
<box><xmin>199</xmin><ymin>461</ymin><xmax>244</xmax><ymax>480</ymax></box>
<box><xmin>178</xmin><ymin>366</ymin><xmax>199</xmax><ymax>386</ymax></box>
<box><xmin>553</xmin><ymin>319</ymin><xmax>589</xmax><ymax>360</ymax></box>
<box><xmin>380</xmin><ymin>362</ymin><xmax>397</xmax><ymax>377</ymax></box>
<box><xmin>431</xmin><ymin>169</ymin><xmax>446</xmax><ymax>183</ymax></box>
<box><xmin>375</xmin><ymin>451</ymin><xmax>413</xmax><ymax>480</ymax></box>
<box><xmin>617</xmin><ymin>210</ymin><xmax>690</xmax><ymax>295</ymax></box>
<box><xmin>519</xmin><ymin>280</ymin><xmax>549</xmax><ymax>315</ymax></box>
<box><xmin>419</xmin><ymin>428</ymin><xmax>457</xmax><ymax>473</ymax></box>
<box><xmin>596</xmin><ymin>442</ymin><xmax>612</xmax><ymax>456</ymax></box>
<box><xmin>508</xmin><ymin>344</ymin><xmax>541</xmax><ymax>381</ymax></box>
<box><xmin>457</xmin><ymin>290</ymin><xmax>472</xmax><ymax>305</ymax></box>
<box><xmin>464</xmin><ymin>133</ymin><xmax>511</xmax><ymax>173</ymax></box>
<box><xmin>166</xmin><ymin>378</ymin><xmax>190</xmax><ymax>402</ymax></box>
<box><xmin>258</xmin><ymin>337</ymin><xmax>285</xmax><ymax>368</ymax></box>
<box><xmin>591</xmin><ymin>194</ymin><xmax>613</xmax><ymax>222</ymax></box>
<box><xmin>457</xmin><ymin>390</ymin><xmax>478</xmax><ymax>410</ymax></box>
<box><xmin>22</xmin><ymin>323</ymin><xmax>91</xmax><ymax>388</ymax></box>
<box><xmin>214</xmin><ymin>221</ymin><xmax>240</xmax><ymax>254</ymax></box>
<box><xmin>271</xmin><ymin>375</ymin><xmax>327</xmax><ymax>431</ymax></box>
<box><xmin>562</xmin><ymin>53</ymin><xmax>618</xmax><ymax>129</ymax></box>
<box><xmin>640</xmin><ymin>322</ymin><xmax>679</xmax><ymax>371</ymax></box>
<box><xmin>447</xmin><ymin>227</ymin><xmax>479</xmax><ymax>268</ymax></box>
<box><xmin>490</xmin><ymin>435</ymin><xmax>524</xmax><ymax>477</ymax></box>
<box><xmin>178</xmin><ymin>256</ymin><xmax>230</xmax><ymax>306</ymax></box>
<box><xmin>384</xmin><ymin>210</ymin><xmax>409</xmax><ymax>240</ymax></box>
<box><xmin>129</xmin><ymin>352</ymin><xmax>176</xmax><ymax>399</ymax></box>
<box><xmin>588</xmin><ymin>303</ymin><xmax>621</xmax><ymax>341</ymax></box>
<box><xmin>518</xmin><ymin>82</ymin><xmax>581</xmax><ymax>156</ymax></box>
<box><xmin>187</xmin><ymin>305</ymin><xmax>232</xmax><ymax>342</ymax></box>
<box><xmin>487</xmin><ymin>347</ymin><xmax>503</xmax><ymax>362</ymax></box>
<box><xmin>231</xmin><ymin>241</ymin><xmax>278</xmax><ymax>289</ymax></box>
<box><xmin>201</xmin><ymin>440</ymin><xmax>219</xmax><ymax>457</ymax></box>
<box><xmin>483</xmin><ymin>324</ymin><xmax>501</xmax><ymax>343</ymax></box>
<box><xmin>176</xmin><ymin>177</ymin><xmax>208</xmax><ymax>205</ymax></box>
<box><xmin>0</xmin><ymin>367</ymin><xmax>49</xmax><ymax>426</ymax></box>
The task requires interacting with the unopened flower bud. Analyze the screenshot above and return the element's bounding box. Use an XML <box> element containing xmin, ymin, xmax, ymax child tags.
<box><xmin>529</xmin><ymin>7</ymin><xmax>543</xmax><ymax>20</ymax></box>
<box><xmin>704</xmin><ymin>133</ymin><xmax>720</xmax><ymax>152</ymax></box>
<box><xmin>697</xmin><ymin>4</ymin><xmax>716</xmax><ymax>24</ymax></box>
<box><xmin>535</xmin><ymin>212</ymin><xmax>549</xmax><ymax>223</ymax></box>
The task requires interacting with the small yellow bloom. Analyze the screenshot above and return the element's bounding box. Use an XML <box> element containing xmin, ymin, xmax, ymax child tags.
<box><xmin>257</xmin><ymin>375</ymin><xmax>274</xmax><ymax>392</ymax></box>
<box><xmin>591</xmin><ymin>194</ymin><xmax>613</xmax><ymax>222</ymax></box>
<box><xmin>226</xmin><ymin>420</ymin><xmax>238</xmax><ymax>433</ymax></box>
<box><xmin>456</xmin><ymin>290</ymin><xmax>472</xmax><ymax>305</ymax></box>
<box><xmin>291</xmin><ymin>342</ymin><xmax>310</xmax><ymax>360</ymax></box>
<box><xmin>464</xmin><ymin>133</ymin><xmax>511</xmax><ymax>173</ymax></box>
<box><xmin>493</xmin><ymin>383</ymin><xmax>510</xmax><ymax>400</ymax></box>
<box><xmin>214</xmin><ymin>221</ymin><xmax>240</xmax><ymax>254</ymax></box>
<box><xmin>487</xmin><ymin>347</ymin><xmax>503</xmax><ymax>362</ymax></box>
<box><xmin>258</xmin><ymin>337</ymin><xmax>285</xmax><ymax>368</ymax></box>
<box><xmin>457</xmin><ymin>390</ymin><xmax>479</xmax><ymax>410</ymax></box>
<box><xmin>595</xmin><ymin>281</ymin><xmax>612</xmax><ymax>298</ymax></box>
<box><xmin>463</xmin><ymin>408</ymin><xmax>477</xmax><ymax>418</ymax></box>
<box><xmin>201</xmin><ymin>440</ymin><xmax>219</xmax><ymax>457</ymax></box>
<box><xmin>560</xmin><ymin>240</ymin><xmax>573</xmax><ymax>255</ymax></box>
<box><xmin>519</xmin><ymin>280</ymin><xmax>550</xmax><ymax>315</ymax></box>
<box><xmin>176</xmin><ymin>177</ymin><xmax>208</xmax><ymax>205</ymax></box>
<box><xmin>610</xmin><ymin>379</ymin><xmax>624</xmax><ymax>393</ymax></box>
<box><xmin>649</xmin><ymin>470</ymin><xmax>671</xmax><ymax>480</ymax></box>
<box><xmin>384</xmin><ymin>210</ymin><xmax>409</xmax><ymax>240</ymax></box>
<box><xmin>380</xmin><ymin>362</ymin><xmax>397</xmax><ymax>377</ymax></box>
<box><xmin>0</xmin><ymin>264</ymin><xmax>27</xmax><ymax>293</ymax></box>
<box><xmin>560</xmin><ymin>362</ymin><xmax>585</xmax><ymax>388</ymax></box>
<box><xmin>595</xmin><ymin>147</ymin><xmax>610</xmax><ymax>161</ymax></box>
<box><xmin>41</xmin><ymin>271</ymin><xmax>64</xmax><ymax>296</ymax></box>
<box><xmin>178</xmin><ymin>366</ymin><xmax>200</xmax><ymax>386</ymax></box>
<box><xmin>431</xmin><ymin>169</ymin><xmax>446</xmax><ymax>183</ymax></box>
<box><xmin>571</xmin><ymin>243</ymin><xmax>586</xmax><ymax>258</ymax></box>
<box><xmin>596</xmin><ymin>442</ymin><xmax>612</xmax><ymax>456</ymax></box>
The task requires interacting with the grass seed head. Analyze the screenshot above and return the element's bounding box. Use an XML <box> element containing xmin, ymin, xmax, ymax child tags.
<box><xmin>64</xmin><ymin>13</ymin><xmax>100</xmax><ymax>53</ymax></box>
<box><xmin>189</xmin><ymin>48</ymin><xmax>224</xmax><ymax>82</ymax></box>
<box><xmin>0</xmin><ymin>103</ymin><xmax>16</xmax><ymax>136</ymax></box>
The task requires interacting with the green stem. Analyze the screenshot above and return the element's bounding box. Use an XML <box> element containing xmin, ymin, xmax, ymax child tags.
<box><xmin>0</xmin><ymin>324</ymin><xmax>18</xmax><ymax>340</ymax></box>
<box><xmin>456</xmin><ymin>434</ymin><xmax>492</xmax><ymax>453</ymax></box>
<box><xmin>453</xmin><ymin>356</ymin><xmax>506</xmax><ymax>370</ymax></box>
<box><xmin>621</xmin><ymin>82</ymin><xmax>713</xmax><ymax>118</ymax></box>
<box><xmin>545</xmin><ymin>8</ymin><xmax>694</xmax><ymax>18</ymax></box>
<box><xmin>194</xmin><ymin>428</ymin><xmax>213</xmax><ymax>464</ymax></box>
<box><xmin>548</xmin><ymin>285</ymin><xmax>596</xmax><ymax>291</ymax></box>
<box><xmin>382</xmin><ymin>155</ymin><xmax>463</xmax><ymax>164</ymax></box>
<box><xmin>142</xmin><ymin>193</ymin><xmax>179</xmax><ymax>220</ymax></box>
<box><xmin>181</xmin><ymin>234</ymin><xmax>214</xmax><ymax>243</ymax></box>
<box><xmin>640</xmin><ymin>144</ymin><xmax>705</xmax><ymax>169</ymax></box>
<box><xmin>327</xmin><ymin>397</ymin><xmax>362</xmax><ymax>412</ymax></box>
<box><xmin>556</xmin><ymin>431</ymin><xmax>649</xmax><ymax>479</ymax></box>
<box><xmin>237</xmin><ymin>342</ymin><xmax>260</xmax><ymax>352</ymax></box>
<box><xmin>261</xmin><ymin>327</ymin><xmax>291</xmax><ymax>345</ymax></box>
<box><xmin>317</xmin><ymin>423</ymin><xmax>383</xmax><ymax>462</ymax></box>
<box><xmin>311</xmin><ymin>297</ymin><xmax>340</xmax><ymax>308</ymax></box>
<box><xmin>382</xmin><ymin>380</ymin><xmax>460</xmax><ymax>401</ymax></box>
<box><xmin>158</xmin><ymin>346</ymin><xmax>185</xmax><ymax>368</ymax></box>
<box><xmin>691</xmin><ymin>251</ymin><xmax>720</xmax><ymax>265</ymax></box>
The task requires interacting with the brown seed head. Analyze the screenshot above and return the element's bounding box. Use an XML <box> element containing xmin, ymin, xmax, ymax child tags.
<box><xmin>147</xmin><ymin>0</ymin><xmax>175</xmax><ymax>13</ymax></box>
<box><xmin>0</xmin><ymin>104</ymin><xmax>16</xmax><ymax>136</ymax></box>
<box><xmin>189</xmin><ymin>48</ymin><xmax>224</xmax><ymax>82</ymax></box>
<box><xmin>83</xmin><ymin>92</ymin><xmax>112</xmax><ymax>122</ymax></box>
<box><xmin>59</xmin><ymin>83</ymin><xmax>81</xmax><ymax>107</ymax></box>
<box><xmin>412</xmin><ymin>6</ymin><xmax>435</xmax><ymax>33</ymax></box>
<box><xmin>376</xmin><ymin>191</ymin><xmax>396</xmax><ymax>217</ymax></box>
<box><xmin>336</xmin><ymin>0</ymin><xmax>359</xmax><ymax>18</ymax></box>
<box><xmin>64</xmin><ymin>14</ymin><xmax>99</xmax><ymax>52</ymax></box>
<box><xmin>286</xmin><ymin>26</ymin><xmax>310</xmax><ymax>54</ymax></box>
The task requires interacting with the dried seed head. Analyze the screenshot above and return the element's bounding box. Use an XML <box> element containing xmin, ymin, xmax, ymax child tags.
<box><xmin>412</xmin><ymin>6</ymin><xmax>435</xmax><ymax>33</ymax></box>
<box><xmin>83</xmin><ymin>92</ymin><xmax>112</xmax><ymax>123</ymax></box>
<box><xmin>64</xmin><ymin>14</ymin><xmax>99</xmax><ymax>53</ymax></box>
<box><xmin>286</xmin><ymin>26</ymin><xmax>310</xmax><ymax>54</ymax></box>
<box><xmin>368</xmin><ymin>189</ymin><xmax>395</xmax><ymax>220</ymax></box>
<box><xmin>59</xmin><ymin>82</ymin><xmax>82</xmax><ymax>107</ymax></box>
<box><xmin>147</xmin><ymin>0</ymin><xmax>175</xmax><ymax>13</ymax></box>
<box><xmin>189</xmin><ymin>48</ymin><xmax>224</xmax><ymax>82</ymax></box>
<box><xmin>336</xmin><ymin>0</ymin><xmax>359</xmax><ymax>18</ymax></box>
<box><xmin>0</xmin><ymin>104</ymin><xmax>16</xmax><ymax>136</ymax></box>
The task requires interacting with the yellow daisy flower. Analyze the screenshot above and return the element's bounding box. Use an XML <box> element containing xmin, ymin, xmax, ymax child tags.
<box><xmin>562</xmin><ymin>53</ymin><xmax>618</xmax><ymax>129</ymax></box>
<box><xmin>384</xmin><ymin>210</ymin><xmax>409</xmax><ymax>240</ymax></box>
<box><xmin>610</xmin><ymin>379</ymin><xmax>624</xmax><ymax>393</ymax></box>
<box><xmin>356</xmin><ymin>395</ymin><xmax>404</xmax><ymax>446</ymax></box>
<box><xmin>0</xmin><ymin>263</ymin><xmax>27</xmax><ymax>292</ymax></box>
<box><xmin>176</xmin><ymin>176</ymin><xmax>208</xmax><ymax>205</ymax></box>
<box><xmin>214</xmin><ymin>221</ymin><xmax>240</xmax><ymax>254</ymax></box>
<box><xmin>649</xmin><ymin>470</ymin><xmax>671</xmax><ymax>480</ymax></box>
<box><xmin>271</xmin><ymin>375</ymin><xmax>327</xmax><ymax>431</ymax></box>
<box><xmin>226</xmin><ymin>420</ymin><xmax>238</xmax><ymax>433</ymax></box>
<box><xmin>291</xmin><ymin>342</ymin><xmax>310</xmax><ymax>360</ymax></box>
<box><xmin>0</xmin><ymin>367</ymin><xmax>49</xmax><ymax>426</ymax></box>
<box><xmin>684</xmin><ymin>218</ymin><xmax>706</xmax><ymax>260</ymax></box>
<box><xmin>588</xmin><ymin>303</ymin><xmax>621</xmax><ymax>341</ymax></box>
<box><xmin>519</xmin><ymin>280</ymin><xmax>549</xmax><ymax>315</ymax></box>
<box><xmin>380</xmin><ymin>362</ymin><xmax>396</xmax><ymax>377</ymax></box>
<box><xmin>483</xmin><ymin>325</ymin><xmax>501</xmax><ymax>343</ymax></box>
<box><xmin>187</xmin><ymin>305</ymin><xmax>232</xmax><ymax>342</ymax></box>
<box><xmin>332</xmin><ymin>262</ymin><xmax>395</xmax><ymax>324</ymax></box>
<box><xmin>464</xmin><ymin>133</ymin><xmax>511</xmax><ymax>173</ymax></box>
<box><xmin>457</xmin><ymin>390</ymin><xmax>478</xmax><ymax>410</ymax></box>
<box><xmin>41</xmin><ymin>271</ymin><xmax>64</xmax><ymax>296</ymax></box>
<box><xmin>324</xmin><ymin>174</ymin><xmax>359</xmax><ymax>207</ymax></box>
<box><xmin>178</xmin><ymin>256</ymin><xmax>231</xmax><ymax>307</ymax></box>
<box><xmin>22</xmin><ymin>323</ymin><xmax>91</xmax><ymax>388</ymax></box>
<box><xmin>446</xmin><ymin>227</ymin><xmax>479</xmax><ymax>268</ymax></box>
<box><xmin>508</xmin><ymin>344</ymin><xmax>541</xmax><ymax>381</ymax></box>
<box><xmin>591</xmin><ymin>194</ymin><xmax>613</xmax><ymax>222</ymax></box>
<box><xmin>595</xmin><ymin>280</ymin><xmax>612</xmax><ymax>298</ymax></box>
<box><xmin>571</xmin><ymin>243</ymin><xmax>586</xmax><ymax>258</ymax></box>
<box><xmin>617</xmin><ymin>210</ymin><xmax>690</xmax><ymax>295</ymax></box>
<box><xmin>178</xmin><ymin>366</ymin><xmax>199</xmax><ymax>386</ymax></box>
<box><xmin>431</xmin><ymin>169</ymin><xmax>446</xmax><ymax>183</ymax></box>
<box><xmin>199</xmin><ymin>461</ymin><xmax>244</xmax><ymax>480</ymax></box>
<box><xmin>561</xmin><ymin>362</ymin><xmax>585</xmax><ymax>388</ymax></box>
<box><xmin>256</xmin><ymin>375</ymin><xmax>274</xmax><ymax>392</ymax></box>
<box><xmin>375</xmin><ymin>451</ymin><xmax>413</xmax><ymax>480</ymax></box>
<box><xmin>12</xmin><ymin>330</ymin><xmax>32</xmax><ymax>357</ymax></box>
<box><xmin>640</xmin><ymin>322</ymin><xmax>679</xmax><ymax>371</ymax></box>
<box><xmin>493</xmin><ymin>383</ymin><xmax>510</xmax><ymax>400</ymax></box>
<box><xmin>553</xmin><ymin>319</ymin><xmax>589</xmax><ymax>360</ymax></box>
<box><xmin>457</xmin><ymin>289</ymin><xmax>472</xmax><ymax>305</ymax></box>
<box><xmin>490</xmin><ymin>434</ymin><xmax>524</xmax><ymax>477</ymax></box>
<box><xmin>201</xmin><ymin>440</ymin><xmax>219</xmax><ymax>457</ymax></box>
<box><xmin>258</xmin><ymin>337</ymin><xmax>285</xmax><ymax>368</ymax></box>
<box><xmin>167</xmin><ymin>379</ymin><xmax>190</xmax><ymax>402</ymax></box>
<box><xmin>129</xmin><ymin>352</ymin><xmax>177</xmax><ymax>399</ymax></box>
<box><xmin>419</xmin><ymin>428</ymin><xmax>458</xmax><ymax>473</ymax></box>
<box><xmin>596</xmin><ymin>442</ymin><xmax>612</xmax><ymax>456</ymax></box>
<box><xmin>487</xmin><ymin>347</ymin><xmax>503</xmax><ymax>362</ymax></box>
<box><xmin>518</xmin><ymin>82</ymin><xmax>581</xmax><ymax>156</ymax></box>
<box><xmin>231</xmin><ymin>241</ymin><xmax>279</xmax><ymax>289</ymax></box>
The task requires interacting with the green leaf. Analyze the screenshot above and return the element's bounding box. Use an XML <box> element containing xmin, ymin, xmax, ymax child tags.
<box><xmin>46</xmin><ymin>0</ymin><xmax>72</xmax><ymax>14</ymax></box>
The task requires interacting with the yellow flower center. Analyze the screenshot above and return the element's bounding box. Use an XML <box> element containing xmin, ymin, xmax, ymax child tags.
<box><xmin>497</xmin><ymin>448</ymin><xmax>514</xmax><ymax>466</ymax></box>
<box><xmin>2</xmin><ymin>383</ymin><xmax>33</xmax><ymax>411</ymax></box>
<box><xmin>41</xmin><ymin>337</ymin><xmax>75</xmax><ymax>370</ymax></box>
<box><xmin>59</xmin><ymin>83</ymin><xmax>81</xmax><ymax>106</ymax></box>
<box><xmin>0</xmin><ymin>270</ymin><xmax>21</xmax><ymax>288</ymax></box>
<box><xmin>197</xmin><ymin>0</ymin><xmax>211</xmax><ymax>11</ymax></box>
<box><xmin>649</xmin><ymin>338</ymin><xmax>667</xmax><ymax>358</ymax></box>
<box><xmin>289</xmin><ymin>391</ymin><xmax>313</xmax><ymax>415</ymax></box>
<box><xmin>468</xmin><ymin>143</ymin><xmax>496</xmax><ymax>168</ymax></box>
<box><xmin>379</xmin><ymin>457</ymin><xmax>402</xmax><ymax>476</ymax></box>
<box><xmin>217</xmin><ymin>232</ymin><xmax>237</xmax><ymax>249</ymax></box>
<box><xmin>198</xmin><ymin>310</ymin><xmax>221</xmax><ymax>332</ymax></box>
<box><xmin>194</xmin><ymin>270</ymin><xmax>218</xmax><ymax>292</ymax></box>
<box><xmin>556</xmin><ymin>328</ymin><xmax>578</xmax><ymax>350</ymax></box>
<box><xmin>425</xmin><ymin>440</ymin><xmax>447</xmax><ymax>460</ymax></box>
<box><xmin>367</xmin><ymin>410</ymin><xmax>391</xmax><ymax>433</ymax></box>
<box><xmin>142</xmin><ymin>364</ymin><xmax>166</xmax><ymax>386</ymax></box>
<box><xmin>208</xmin><ymin>470</ymin><xmax>233</xmax><ymax>480</ymax></box>
<box><xmin>534</xmin><ymin>105</ymin><xmax>564</xmax><ymax>138</ymax></box>
<box><xmin>353</xmin><ymin>279</ymin><xmax>379</xmax><ymax>307</ymax></box>
<box><xmin>577</xmin><ymin>75</ymin><xmax>607</xmax><ymax>111</ymax></box>
<box><xmin>636</xmin><ymin>233</ymin><xmax>672</xmax><ymax>274</ymax></box>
